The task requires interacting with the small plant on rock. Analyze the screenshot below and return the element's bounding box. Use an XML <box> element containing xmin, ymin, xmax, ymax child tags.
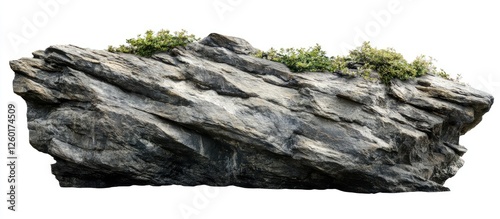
<box><xmin>256</xmin><ymin>44</ymin><xmax>333</xmax><ymax>72</ymax></box>
<box><xmin>108</xmin><ymin>29</ymin><xmax>198</xmax><ymax>57</ymax></box>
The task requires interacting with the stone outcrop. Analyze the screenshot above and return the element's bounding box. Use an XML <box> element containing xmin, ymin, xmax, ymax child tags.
<box><xmin>10</xmin><ymin>33</ymin><xmax>494</xmax><ymax>193</ymax></box>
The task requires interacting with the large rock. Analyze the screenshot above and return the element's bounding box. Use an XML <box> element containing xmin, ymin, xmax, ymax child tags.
<box><xmin>10</xmin><ymin>33</ymin><xmax>494</xmax><ymax>193</ymax></box>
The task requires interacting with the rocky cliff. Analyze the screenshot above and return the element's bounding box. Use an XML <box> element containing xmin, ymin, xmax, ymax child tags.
<box><xmin>10</xmin><ymin>33</ymin><xmax>494</xmax><ymax>193</ymax></box>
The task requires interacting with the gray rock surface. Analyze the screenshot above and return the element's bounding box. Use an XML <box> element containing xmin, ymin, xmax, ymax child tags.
<box><xmin>10</xmin><ymin>33</ymin><xmax>494</xmax><ymax>193</ymax></box>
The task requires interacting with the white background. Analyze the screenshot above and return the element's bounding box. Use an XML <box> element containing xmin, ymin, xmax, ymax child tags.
<box><xmin>1</xmin><ymin>0</ymin><xmax>499</xmax><ymax>218</ymax></box>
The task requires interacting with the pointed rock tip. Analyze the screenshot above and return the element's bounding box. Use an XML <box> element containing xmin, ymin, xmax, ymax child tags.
<box><xmin>200</xmin><ymin>33</ymin><xmax>258</xmax><ymax>55</ymax></box>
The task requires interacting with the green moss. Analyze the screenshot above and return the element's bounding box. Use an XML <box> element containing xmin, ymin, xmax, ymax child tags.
<box><xmin>108</xmin><ymin>29</ymin><xmax>198</xmax><ymax>57</ymax></box>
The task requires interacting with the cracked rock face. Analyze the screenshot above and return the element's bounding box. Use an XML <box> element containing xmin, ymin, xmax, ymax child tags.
<box><xmin>10</xmin><ymin>33</ymin><xmax>494</xmax><ymax>193</ymax></box>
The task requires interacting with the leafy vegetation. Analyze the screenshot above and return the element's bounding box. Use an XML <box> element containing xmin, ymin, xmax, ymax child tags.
<box><xmin>255</xmin><ymin>44</ymin><xmax>333</xmax><ymax>72</ymax></box>
<box><xmin>108</xmin><ymin>29</ymin><xmax>455</xmax><ymax>84</ymax></box>
<box><xmin>108</xmin><ymin>29</ymin><xmax>198</xmax><ymax>57</ymax></box>
<box><xmin>255</xmin><ymin>42</ymin><xmax>452</xmax><ymax>84</ymax></box>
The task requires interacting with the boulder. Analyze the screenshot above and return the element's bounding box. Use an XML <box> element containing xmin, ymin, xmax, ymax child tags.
<box><xmin>10</xmin><ymin>33</ymin><xmax>494</xmax><ymax>193</ymax></box>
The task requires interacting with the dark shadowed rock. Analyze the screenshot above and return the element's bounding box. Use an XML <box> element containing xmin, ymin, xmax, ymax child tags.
<box><xmin>10</xmin><ymin>33</ymin><xmax>494</xmax><ymax>193</ymax></box>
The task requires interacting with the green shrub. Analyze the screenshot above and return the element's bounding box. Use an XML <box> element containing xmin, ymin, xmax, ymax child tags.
<box><xmin>347</xmin><ymin>42</ymin><xmax>427</xmax><ymax>84</ymax></box>
<box><xmin>256</xmin><ymin>44</ymin><xmax>333</xmax><ymax>72</ymax></box>
<box><xmin>256</xmin><ymin>41</ymin><xmax>452</xmax><ymax>84</ymax></box>
<box><xmin>108</xmin><ymin>29</ymin><xmax>198</xmax><ymax>57</ymax></box>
